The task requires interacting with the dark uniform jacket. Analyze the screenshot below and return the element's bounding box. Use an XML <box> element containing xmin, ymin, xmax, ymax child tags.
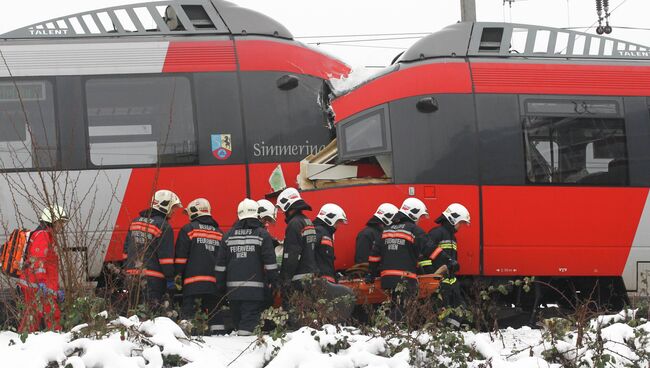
<box><xmin>424</xmin><ymin>217</ymin><xmax>460</xmax><ymax>286</ymax></box>
<box><xmin>354</xmin><ymin>217</ymin><xmax>383</xmax><ymax>264</ymax></box>
<box><xmin>428</xmin><ymin>216</ymin><xmax>463</xmax><ymax>306</ymax></box>
<box><xmin>174</xmin><ymin>216</ymin><xmax>223</xmax><ymax>296</ymax></box>
<box><xmin>313</xmin><ymin>218</ymin><xmax>337</xmax><ymax>283</ymax></box>
<box><xmin>123</xmin><ymin>209</ymin><xmax>175</xmax><ymax>289</ymax></box>
<box><xmin>369</xmin><ymin>212</ymin><xmax>450</xmax><ymax>290</ymax></box>
<box><xmin>280</xmin><ymin>202</ymin><xmax>318</xmax><ymax>284</ymax></box>
<box><xmin>215</xmin><ymin>218</ymin><xmax>278</xmax><ymax>301</ymax></box>
<box><xmin>426</xmin><ymin>218</ymin><xmax>458</xmax><ymax>270</ymax></box>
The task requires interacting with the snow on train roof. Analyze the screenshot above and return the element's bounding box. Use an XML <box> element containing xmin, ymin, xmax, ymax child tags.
<box><xmin>398</xmin><ymin>22</ymin><xmax>650</xmax><ymax>62</ymax></box>
<box><xmin>0</xmin><ymin>0</ymin><xmax>293</xmax><ymax>40</ymax></box>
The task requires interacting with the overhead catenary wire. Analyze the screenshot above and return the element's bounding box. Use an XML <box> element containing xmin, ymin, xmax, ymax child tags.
<box><xmin>294</xmin><ymin>31</ymin><xmax>432</xmax><ymax>39</ymax></box>
<box><xmin>316</xmin><ymin>44</ymin><xmax>408</xmax><ymax>50</ymax></box>
<box><xmin>308</xmin><ymin>36</ymin><xmax>426</xmax><ymax>45</ymax></box>
<box><xmin>563</xmin><ymin>25</ymin><xmax>650</xmax><ymax>31</ymax></box>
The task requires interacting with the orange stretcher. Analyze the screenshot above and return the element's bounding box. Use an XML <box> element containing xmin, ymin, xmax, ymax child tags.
<box><xmin>273</xmin><ymin>274</ymin><xmax>442</xmax><ymax>306</ymax></box>
<box><xmin>341</xmin><ymin>274</ymin><xmax>443</xmax><ymax>305</ymax></box>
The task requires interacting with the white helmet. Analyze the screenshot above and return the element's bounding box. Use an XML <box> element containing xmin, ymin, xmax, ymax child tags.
<box><xmin>152</xmin><ymin>189</ymin><xmax>182</xmax><ymax>215</ymax></box>
<box><xmin>238</xmin><ymin>198</ymin><xmax>260</xmax><ymax>220</ymax></box>
<box><xmin>276</xmin><ymin>187</ymin><xmax>302</xmax><ymax>212</ymax></box>
<box><xmin>399</xmin><ymin>197</ymin><xmax>429</xmax><ymax>222</ymax></box>
<box><xmin>40</xmin><ymin>205</ymin><xmax>69</xmax><ymax>224</ymax></box>
<box><xmin>374</xmin><ymin>203</ymin><xmax>399</xmax><ymax>226</ymax></box>
<box><xmin>185</xmin><ymin>198</ymin><xmax>211</xmax><ymax>221</ymax></box>
<box><xmin>443</xmin><ymin>203</ymin><xmax>471</xmax><ymax>226</ymax></box>
<box><xmin>317</xmin><ymin>203</ymin><xmax>348</xmax><ymax>227</ymax></box>
<box><xmin>257</xmin><ymin>199</ymin><xmax>277</xmax><ymax>222</ymax></box>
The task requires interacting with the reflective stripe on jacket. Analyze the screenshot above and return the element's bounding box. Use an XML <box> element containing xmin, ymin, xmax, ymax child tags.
<box><xmin>314</xmin><ymin>218</ymin><xmax>337</xmax><ymax>283</ymax></box>
<box><xmin>216</xmin><ymin>218</ymin><xmax>278</xmax><ymax>301</ymax></box>
<box><xmin>175</xmin><ymin>216</ymin><xmax>223</xmax><ymax>296</ymax></box>
<box><xmin>280</xmin><ymin>212</ymin><xmax>318</xmax><ymax>284</ymax></box>
<box><xmin>123</xmin><ymin>209</ymin><xmax>175</xmax><ymax>293</ymax></box>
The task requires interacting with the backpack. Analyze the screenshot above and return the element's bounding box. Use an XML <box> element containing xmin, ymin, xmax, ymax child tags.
<box><xmin>0</xmin><ymin>229</ymin><xmax>31</xmax><ymax>278</ymax></box>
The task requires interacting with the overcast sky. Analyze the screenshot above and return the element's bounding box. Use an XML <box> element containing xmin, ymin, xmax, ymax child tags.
<box><xmin>2</xmin><ymin>0</ymin><xmax>649</xmax><ymax>69</ymax></box>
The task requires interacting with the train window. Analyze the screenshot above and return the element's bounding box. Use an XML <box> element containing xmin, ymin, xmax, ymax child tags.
<box><xmin>85</xmin><ymin>76</ymin><xmax>197</xmax><ymax>167</ymax></box>
<box><xmin>0</xmin><ymin>81</ymin><xmax>58</xmax><ymax>170</ymax></box>
<box><xmin>523</xmin><ymin>116</ymin><xmax>628</xmax><ymax>185</ymax></box>
<box><xmin>338</xmin><ymin>105</ymin><xmax>391</xmax><ymax>161</ymax></box>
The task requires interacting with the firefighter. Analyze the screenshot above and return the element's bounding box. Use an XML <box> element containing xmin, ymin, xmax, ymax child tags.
<box><xmin>216</xmin><ymin>199</ymin><xmax>278</xmax><ymax>336</ymax></box>
<box><xmin>275</xmin><ymin>187</ymin><xmax>318</xmax><ymax>288</ymax></box>
<box><xmin>366</xmin><ymin>197</ymin><xmax>457</xmax><ymax>322</ymax></box>
<box><xmin>424</xmin><ymin>203</ymin><xmax>470</xmax><ymax>309</ymax></box>
<box><xmin>175</xmin><ymin>198</ymin><xmax>225</xmax><ymax>334</ymax></box>
<box><xmin>19</xmin><ymin>205</ymin><xmax>68</xmax><ymax>332</ymax></box>
<box><xmin>354</xmin><ymin>203</ymin><xmax>398</xmax><ymax>264</ymax></box>
<box><xmin>123</xmin><ymin>189</ymin><xmax>182</xmax><ymax>309</ymax></box>
<box><xmin>313</xmin><ymin>203</ymin><xmax>347</xmax><ymax>283</ymax></box>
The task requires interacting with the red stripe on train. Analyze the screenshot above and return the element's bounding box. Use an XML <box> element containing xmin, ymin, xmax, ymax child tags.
<box><xmin>163</xmin><ymin>41</ymin><xmax>237</xmax><ymax>73</ymax></box>
<box><xmin>332</xmin><ymin>62</ymin><xmax>473</xmax><ymax>122</ymax></box>
<box><xmin>471</xmin><ymin>62</ymin><xmax>650</xmax><ymax>96</ymax></box>
<box><xmin>235</xmin><ymin>39</ymin><xmax>350</xmax><ymax>80</ymax></box>
<box><xmin>162</xmin><ymin>39</ymin><xmax>349</xmax><ymax>78</ymax></box>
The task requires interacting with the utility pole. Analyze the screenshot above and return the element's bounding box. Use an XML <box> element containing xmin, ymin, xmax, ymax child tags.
<box><xmin>460</xmin><ymin>0</ymin><xmax>477</xmax><ymax>22</ymax></box>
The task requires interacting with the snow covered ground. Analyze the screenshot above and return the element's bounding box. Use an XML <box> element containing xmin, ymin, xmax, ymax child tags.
<box><xmin>1</xmin><ymin>310</ymin><xmax>649</xmax><ymax>368</ymax></box>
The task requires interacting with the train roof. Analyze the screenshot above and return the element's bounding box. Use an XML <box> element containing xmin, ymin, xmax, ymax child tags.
<box><xmin>0</xmin><ymin>0</ymin><xmax>292</xmax><ymax>40</ymax></box>
<box><xmin>398</xmin><ymin>22</ymin><xmax>650</xmax><ymax>62</ymax></box>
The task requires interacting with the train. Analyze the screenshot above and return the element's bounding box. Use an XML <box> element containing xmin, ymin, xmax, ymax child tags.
<box><xmin>296</xmin><ymin>22</ymin><xmax>650</xmax><ymax>307</ymax></box>
<box><xmin>0</xmin><ymin>0</ymin><xmax>348</xmax><ymax>279</ymax></box>
<box><xmin>1</xmin><ymin>1</ymin><xmax>649</xmax><ymax>308</ymax></box>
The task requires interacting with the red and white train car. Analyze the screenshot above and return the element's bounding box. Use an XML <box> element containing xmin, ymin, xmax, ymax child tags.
<box><xmin>296</xmin><ymin>22</ymin><xmax>650</xmax><ymax>306</ymax></box>
<box><xmin>0</xmin><ymin>0</ymin><xmax>348</xmax><ymax>279</ymax></box>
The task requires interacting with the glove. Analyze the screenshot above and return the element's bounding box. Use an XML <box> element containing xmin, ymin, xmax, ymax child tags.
<box><xmin>56</xmin><ymin>290</ymin><xmax>65</xmax><ymax>303</ymax></box>
<box><xmin>448</xmin><ymin>259</ymin><xmax>460</xmax><ymax>274</ymax></box>
<box><xmin>174</xmin><ymin>275</ymin><xmax>183</xmax><ymax>291</ymax></box>
<box><xmin>364</xmin><ymin>274</ymin><xmax>375</xmax><ymax>284</ymax></box>
<box><xmin>166</xmin><ymin>280</ymin><xmax>176</xmax><ymax>291</ymax></box>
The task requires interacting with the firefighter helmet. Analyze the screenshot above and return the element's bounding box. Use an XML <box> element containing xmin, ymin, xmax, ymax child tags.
<box><xmin>185</xmin><ymin>198</ymin><xmax>211</xmax><ymax>220</ymax></box>
<box><xmin>317</xmin><ymin>203</ymin><xmax>348</xmax><ymax>227</ymax></box>
<box><xmin>152</xmin><ymin>189</ymin><xmax>182</xmax><ymax>215</ymax></box>
<box><xmin>238</xmin><ymin>198</ymin><xmax>260</xmax><ymax>220</ymax></box>
<box><xmin>374</xmin><ymin>203</ymin><xmax>399</xmax><ymax>226</ymax></box>
<box><xmin>40</xmin><ymin>205</ymin><xmax>69</xmax><ymax>224</ymax></box>
<box><xmin>443</xmin><ymin>203</ymin><xmax>471</xmax><ymax>225</ymax></box>
<box><xmin>276</xmin><ymin>187</ymin><xmax>302</xmax><ymax>212</ymax></box>
<box><xmin>257</xmin><ymin>199</ymin><xmax>277</xmax><ymax>222</ymax></box>
<box><xmin>399</xmin><ymin>197</ymin><xmax>429</xmax><ymax>222</ymax></box>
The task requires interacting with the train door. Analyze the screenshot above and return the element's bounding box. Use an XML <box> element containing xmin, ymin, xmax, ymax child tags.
<box><xmin>478</xmin><ymin>94</ymin><xmax>647</xmax><ymax>290</ymax></box>
<box><xmin>387</xmin><ymin>93</ymin><xmax>481</xmax><ymax>275</ymax></box>
<box><xmin>621</xmin><ymin>96</ymin><xmax>650</xmax><ymax>293</ymax></box>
